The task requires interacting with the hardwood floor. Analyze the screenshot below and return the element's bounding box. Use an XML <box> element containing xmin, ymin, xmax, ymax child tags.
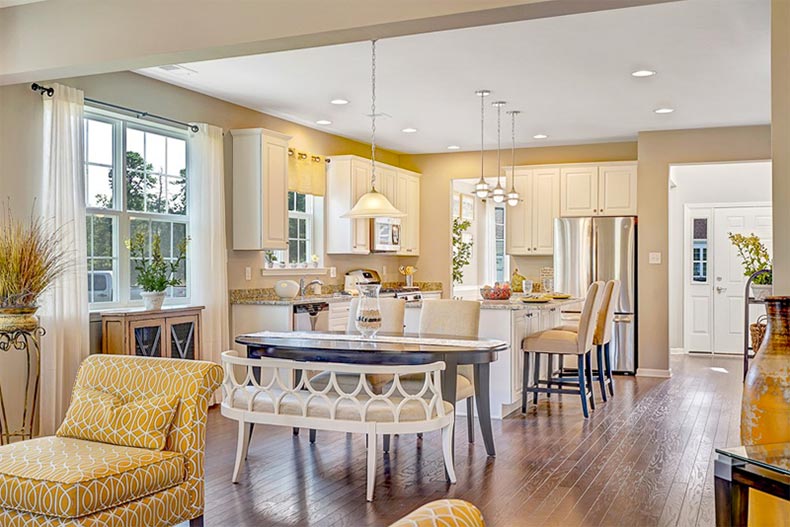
<box><xmin>203</xmin><ymin>354</ymin><xmax>743</xmax><ymax>526</ymax></box>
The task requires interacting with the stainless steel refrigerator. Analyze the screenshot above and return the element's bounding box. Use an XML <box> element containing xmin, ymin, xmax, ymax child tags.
<box><xmin>554</xmin><ymin>217</ymin><xmax>637</xmax><ymax>374</ymax></box>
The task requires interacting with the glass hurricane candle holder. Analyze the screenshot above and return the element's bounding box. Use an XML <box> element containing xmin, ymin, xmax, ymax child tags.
<box><xmin>355</xmin><ymin>284</ymin><xmax>382</xmax><ymax>337</ymax></box>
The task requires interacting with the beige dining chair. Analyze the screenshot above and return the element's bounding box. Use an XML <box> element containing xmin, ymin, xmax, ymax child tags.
<box><xmin>522</xmin><ymin>281</ymin><xmax>602</xmax><ymax>418</ymax></box>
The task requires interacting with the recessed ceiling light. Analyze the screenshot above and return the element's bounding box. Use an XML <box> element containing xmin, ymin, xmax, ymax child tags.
<box><xmin>447</xmin><ymin>145</ymin><xmax>460</xmax><ymax>150</ymax></box>
<box><xmin>631</xmin><ymin>70</ymin><xmax>657</xmax><ymax>78</ymax></box>
<box><xmin>316</xmin><ymin>119</ymin><xmax>332</xmax><ymax>125</ymax></box>
<box><xmin>533</xmin><ymin>134</ymin><xmax>548</xmax><ymax>139</ymax></box>
<box><xmin>401</xmin><ymin>127</ymin><xmax>418</xmax><ymax>133</ymax></box>
<box><xmin>654</xmin><ymin>107</ymin><xmax>674</xmax><ymax>114</ymax></box>
<box><xmin>330</xmin><ymin>98</ymin><xmax>349</xmax><ymax>105</ymax></box>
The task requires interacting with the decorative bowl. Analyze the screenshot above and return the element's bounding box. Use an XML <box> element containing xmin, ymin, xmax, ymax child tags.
<box><xmin>480</xmin><ymin>284</ymin><xmax>511</xmax><ymax>300</ymax></box>
<box><xmin>274</xmin><ymin>280</ymin><xmax>300</xmax><ymax>299</ymax></box>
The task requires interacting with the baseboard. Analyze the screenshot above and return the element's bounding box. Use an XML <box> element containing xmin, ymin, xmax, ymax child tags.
<box><xmin>636</xmin><ymin>368</ymin><xmax>673</xmax><ymax>378</ymax></box>
<box><xmin>670</xmin><ymin>347</ymin><xmax>685</xmax><ymax>355</ymax></box>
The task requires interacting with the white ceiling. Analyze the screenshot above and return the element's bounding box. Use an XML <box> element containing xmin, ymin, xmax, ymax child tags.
<box><xmin>137</xmin><ymin>0</ymin><xmax>769</xmax><ymax>155</ymax></box>
<box><xmin>0</xmin><ymin>0</ymin><xmax>46</xmax><ymax>7</ymax></box>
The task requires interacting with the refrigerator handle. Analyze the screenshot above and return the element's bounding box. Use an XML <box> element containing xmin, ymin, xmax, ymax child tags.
<box><xmin>591</xmin><ymin>220</ymin><xmax>598</xmax><ymax>282</ymax></box>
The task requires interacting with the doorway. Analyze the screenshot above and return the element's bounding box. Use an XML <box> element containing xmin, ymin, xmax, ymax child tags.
<box><xmin>668</xmin><ymin>161</ymin><xmax>772</xmax><ymax>355</ymax></box>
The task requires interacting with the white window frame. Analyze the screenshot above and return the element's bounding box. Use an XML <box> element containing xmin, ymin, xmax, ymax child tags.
<box><xmin>85</xmin><ymin>108</ymin><xmax>190</xmax><ymax>310</ymax></box>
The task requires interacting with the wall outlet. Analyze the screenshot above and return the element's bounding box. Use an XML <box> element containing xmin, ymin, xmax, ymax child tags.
<box><xmin>329</xmin><ymin>266</ymin><xmax>337</xmax><ymax>278</ymax></box>
<box><xmin>245</xmin><ymin>266</ymin><xmax>252</xmax><ymax>280</ymax></box>
<box><xmin>382</xmin><ymin>265</ymin><xmax>388</xmax><ymax>275</ymax></box>
<box><xmin>649</xmin><ymin>252</ymin><xmax>662</xmax><ymax>265</ymax></box>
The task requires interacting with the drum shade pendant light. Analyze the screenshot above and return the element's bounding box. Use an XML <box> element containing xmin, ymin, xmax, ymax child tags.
<box><xmin>474</xmin><ymin>89</ymin><xmax>492</xmax><ymax>198</ymax></box>
<box><xmin>490</xmin><ymin>100</ymin><xmax>507</xmax><ymax>203</ymax></box>
<box><xmin>506</xmin><ymin>110</ymin><xmax>521</xmax><ymax>207</ymax></box>
<box><xmin>343</xmin><ymin>40</ymin><xmax>404</xmax><ymax>218</ymax></box>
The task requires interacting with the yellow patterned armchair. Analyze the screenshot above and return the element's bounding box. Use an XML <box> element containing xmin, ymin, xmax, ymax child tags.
<box><xmin>389</xmin><ymin>499</ymin><xmax>485</xmax><ymax>527</ymax></box>
<box><xmin>0</xmin><ymin>354</ymin><xmax>223</xmax><ymax>527</ymax></box>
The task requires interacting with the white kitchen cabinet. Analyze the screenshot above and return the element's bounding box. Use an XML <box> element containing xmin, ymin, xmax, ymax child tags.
<box><xmin>230</xmin><ymin>128</ymin><xmax>292</xmax><ymax>250</ymax></box>
<box><xmin>329</xmin><ymin>302</ymin><xmax>351</xmax><ymax>331</ymax></box>
<box><xmin>377</xmin><ymin>165</ymin><xmax>398</xmax><ymax>204</ymax></box>
<box><xmin>506</xmin><ymin>167</ymin><xmax>559</xmax><ymax>256</ymax></box>
<box><xmin>326</xmin><ymin>156</ymin><xmax>371</xmax><ymax>254</ymax></box>
<box><xmin>598</xmin><ymin>164</ymin><xmax>637</xmax><ymax>215</ymax></box>
<box><xmin>560</xmin><ymin>163</ymin><xmax>637</xmax><ymax>217</ymax></box>
<box><xmin>420</xmin><ymin>291</ymin><xmax>442</xmax><ymax>300</ymax></box>
<box><xmin>396</xmin><ymin>169</ymin><xmax>421</xmax><ymax>256</ymax></box>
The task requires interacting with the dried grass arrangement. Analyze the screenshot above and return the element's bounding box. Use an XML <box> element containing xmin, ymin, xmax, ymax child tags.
<box><xmin>0</xmin><ymin>208</ymin><xmax>68</xmax><ymax>309</ymax></box>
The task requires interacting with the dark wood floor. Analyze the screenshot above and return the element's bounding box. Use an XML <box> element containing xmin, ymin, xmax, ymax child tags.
<box><xmin>202</xmin><ymin>354</ymin><xmax>743</xmax><ymax>526</ymax></box>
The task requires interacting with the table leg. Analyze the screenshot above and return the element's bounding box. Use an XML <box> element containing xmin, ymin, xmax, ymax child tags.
<box><xmin>474</xmin><ymin>362</ymin><xmax>496</xmax><ymax>457</ymax></box>
<box><xmin>714</xmin><ymin>455</ymin><xmax>749</xmax><ymax>527</ymax></box>
<box><xmin>442</xmin><ymin>361</ymin><xmax>458</xmax><ymax>482</ymax></box>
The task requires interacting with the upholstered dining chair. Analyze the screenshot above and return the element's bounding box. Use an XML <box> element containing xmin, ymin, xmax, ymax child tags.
<box><xmin>0</xmin><ymin>354</ymin><xmax>223</xmax><ymax>527</ymax></box>
<box><xmin>389</xmin><ymin>499</ymin><xmax>485</xmax><ymax>527</ymax></box>
<box><xmin>522</xmin><ymin>281</ymin><xmax>603</xmax><ymax>418</ymax></box>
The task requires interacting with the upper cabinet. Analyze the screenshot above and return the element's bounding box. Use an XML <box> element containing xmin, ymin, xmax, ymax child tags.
<box><xmin>326</xmin><ymin>155</ymin><xmax>421</xmax><ymax>255</ymax></box>
<box><xmin>230</xmin><ymin>128</ymin><xmax>292</xmax><ymax>250</ymax></box>
<box><xmin>560</xmin><ymin>163</ymin><xmax>637</xmax><ymax>217</ymax></box>
<box><xmin>506</xmin><ymin>167</ymin><xmax>559</xmax><ymax>256</ymax></box>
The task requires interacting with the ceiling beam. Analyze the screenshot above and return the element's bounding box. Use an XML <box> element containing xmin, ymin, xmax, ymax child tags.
<box><xmin>0</xmin><ymin>0</ymin><xmax>679</xmax><ymax>86</ymax></box>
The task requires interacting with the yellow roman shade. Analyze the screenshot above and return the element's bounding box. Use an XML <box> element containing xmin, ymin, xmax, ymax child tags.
<box><xmin>288</xmin><ymin>150</ymin><xmax>326</xmax><ymax>196</ymax></box>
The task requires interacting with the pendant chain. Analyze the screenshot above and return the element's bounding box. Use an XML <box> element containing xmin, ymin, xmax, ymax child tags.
<box><xmin>370</xmin><ymin>39</ymin><xmax>377</xmax><ymax>191</ymax></box>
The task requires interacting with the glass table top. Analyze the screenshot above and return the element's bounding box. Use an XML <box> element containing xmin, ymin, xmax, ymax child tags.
<box><xmin>716</xmin><ymin>443</ymin><xmax>790</xmax><ymax>476</ymax></box>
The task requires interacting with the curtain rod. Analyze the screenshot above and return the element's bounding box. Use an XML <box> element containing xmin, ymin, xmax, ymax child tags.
<box><xmin>31</xmin><ymin>83</ymin><xmax>199</xmax><ymax>133</ymax></box>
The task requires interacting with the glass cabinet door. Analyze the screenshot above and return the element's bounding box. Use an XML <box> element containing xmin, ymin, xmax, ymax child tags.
<box><xmin>130</xmin><ymin>321</ymin><xmax>165</xmax><ymax>357</ymax></box>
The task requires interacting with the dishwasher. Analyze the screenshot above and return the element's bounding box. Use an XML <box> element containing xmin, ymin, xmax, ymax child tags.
<box><xmin>292</xmin><ymin>302</ymin><xmax>330</xmax><ymax>331</ymax></box>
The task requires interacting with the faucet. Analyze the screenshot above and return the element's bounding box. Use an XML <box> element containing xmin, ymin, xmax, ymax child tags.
<box><xmin>300</xmin><ymin>277</ymin><xmax>324</xmax><ymax>297</ymax></box>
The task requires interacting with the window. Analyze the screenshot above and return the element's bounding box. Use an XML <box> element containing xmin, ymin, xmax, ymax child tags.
<box><xmin>494</xmin><ymin>206</ymin><xmax>506</xmax><ymax>283</ymax></box>
<box><xmin>84</xmin><ymin>112</ymin><xmax>188</xmax><ymax>307</ymax></box>
<box><xmin>272</xmin><ymin>191</ymin><xmax>322</xmax><ymax>267</ymax></box>
<box><xmin>692</xmin><ymin>218</ymin><xmax>708</xmax><ymax>283</ymax></box>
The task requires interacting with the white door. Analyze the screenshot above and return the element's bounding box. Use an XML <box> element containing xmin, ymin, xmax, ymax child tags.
<box><xmin>712</xmin><ymin>207</ymin><xmax>772</xmax><ymax>354</ymax></box>
<box><xmin>531</xmin><ymin>168</ymin><xmax>560</xmax><ymax>254</ymax></box>
<box><xmin>684</xmin><ymin>209</ymin><xmax>713</xmax><ymax>352</ymax></box>
<box><xmin>560</xmin><ymin>166</ymin><xmax>598</xmax><ymax>217</ymax></box>
<box><xmin>598</xmin><ymin>164</ymin><xmax>637</xmax><ymax>216</ymax></box>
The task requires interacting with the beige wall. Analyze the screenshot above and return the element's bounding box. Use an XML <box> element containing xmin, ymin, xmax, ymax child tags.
<box><xmin>772</xmin><ymin>0</ymin><xmax>790</xmax><ymax>295</ymax></box>
<box><xmin>400</xmin><ymin>142</ymin><xmax>639</xmax><ymax>295</ymax></box>
<box><xmin>637</xmin><ymin>126</ymin><xmax>771</xmax><ymax>372</ymax></box>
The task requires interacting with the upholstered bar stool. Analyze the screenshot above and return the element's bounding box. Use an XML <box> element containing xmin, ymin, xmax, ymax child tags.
<box><xmin>521</xmin><ymin>282</ymin><xmax>602</xmax><ymax>418</ymax></box>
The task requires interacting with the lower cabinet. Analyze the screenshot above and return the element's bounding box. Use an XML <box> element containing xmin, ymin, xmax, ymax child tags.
<box><xmin>329</xmin><ymin>302</ymin><xmax>351</xmax><ymax>331</ymax></box>
<box><xmin>101</xmin><ymin>306</ymin><xmax>204</xmax><ymax>360</ymax></box>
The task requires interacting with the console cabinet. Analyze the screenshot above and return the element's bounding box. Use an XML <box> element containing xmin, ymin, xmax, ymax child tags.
<box><xmin>101</xmin><ymin>305</ymin><xmax>204</xmax><ymax>360</ymax></box>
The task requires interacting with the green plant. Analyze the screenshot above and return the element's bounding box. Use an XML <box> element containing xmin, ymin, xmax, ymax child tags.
<box><xmin>452</xmin><ymin>217</ymin><xmax>473</xmax><ymax>285</ymax></box>
<box><xmin>126</xmin><ymin>232</ymin><xmax>189</xmax><ymax>292</ymax></box>
<box><xmin>728</xmin><ymin>232</ymin><xmax>772</xmax><ymax>285</ymax></box>
<box><xmin>0</xmin><ymin>208</ymin><xmax>68</xmax><ymax>308</ymax></box>
<box><xmin>264</xmin><ymin>251</ymin><xmax>278</xmax><ymax>264</ymax></box>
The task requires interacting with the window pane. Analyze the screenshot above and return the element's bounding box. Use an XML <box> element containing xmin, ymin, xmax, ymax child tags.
<box><xmin>127</xmin><ymin>128</ymin><xmax>144</xmax><ymax>157</ymax></box>
<box><xmin>126</xmin><ymin>150</ymin><xmax>149</xmax><ymax>212</ymax></box>
<box><xmin>146</xmin><ymin>132</ymin><xmax>166</xmax><ymax>174</ymax></box>
<box><xmin>298</xmin><ymin>240</ymin><xmax>307</xmax><ymax>262</ymax></box>
<box><xmin>173</xmin><ymin>222</ymin><xmax>187</xmax><ymax>251</ymax></box>
<box><xmin>693</xmin><ymin>218</ymin><xmax>708</xmax><ymax>240</ymax></box>
<box><xmin>92</xmin><ymin>216</ymin><xmax>114</xmax><ymax>257</ymax></box>
<box><xmin>298</xmin><ymin>218</ymin><xmax>307</xmax><ymax>238</ymax></box>
<box><xmin>289</xmin><ymin>217</ymin><xmax>298</xmax><ymax>239</ymax></box>
<box><xmin>146</xmin><ymin>175</ymin><xmax>166</xmax><ymax>213</ymax></box>
<box><xmin>87</xmin><ymin>119</ymin><xmax>113</xmax><ymax>165</ymax></box>
<box><xmin>288</xmin><ymin>192</ymin><xmax>295</xmax><ymax>211</ymax></box>
<box><xmin>87</xmin><ymin>165</ymin><xmax>113</xmax><ymax>208</ymax></box>
<box><xmin>130</xmin><ymin>218</ymin><xmax>150</xmax><ymax>256</ymax></box>
<box><xmin>166</xmin><ymin>137</ymin><xmax>186</xmax><ymax>176</ymax></box>
<box><xmin>288</xmin><ymin>242</ymin><xmax>297</xmax><ymax>263</ymax></box>
<box><xmin>86</xmin><ymin>214</ymin><xmax>117</xmax><ymax>304</ymax></box>
<box><xmin>152</xmin><ymin>221</ymin><xmax>172</xmax><ymax>258</ymax></box>
<box><xmin>296</xmin><ymin>192</ymin><xmax>306</xmax><ymax>212</ymax></box>
<box><xmin>167</xmin><ymin>177</ymin><xmax>187</xmax><ymax>215</ymax></box>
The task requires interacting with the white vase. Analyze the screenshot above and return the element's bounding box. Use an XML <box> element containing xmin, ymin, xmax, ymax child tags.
<box><xmin>141</xmin><ymin>291</ymin><xmax>166</xmax><ymax>310</ymax></box>
<box><xmin>752</xmin><ymin>284</ymin><xmax>774</xmax><ymax>301</ymax></box>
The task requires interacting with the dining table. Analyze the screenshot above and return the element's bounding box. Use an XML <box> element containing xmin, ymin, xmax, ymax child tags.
<box><xmin>234</xmin><ymin>330</ymin><xmax>508</xmax><ymax>466</ymax></box>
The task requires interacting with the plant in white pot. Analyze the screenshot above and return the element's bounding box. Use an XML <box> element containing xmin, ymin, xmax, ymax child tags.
<box><xmin>729</xmin><ymin>232</ymin><xmax>773</xmax><ymax>300</ymax></box>
<box><xmin>126</xmin><ymin>232</ymin><xmax>188</xmax><ymax>310</ymax></box>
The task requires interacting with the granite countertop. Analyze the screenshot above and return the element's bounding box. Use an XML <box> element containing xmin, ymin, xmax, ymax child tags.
<box><xmin>230</xmin><ymin>281</ymin><xmax>443</xmax><ymax>306</ymax></box>
<box><xmin>234</xmin><ymin>294</ymin><xmax>354</xmax><ymax>306</ymax></box>
<box><xmin>405</xmin><ymin>297</ymin><xmax>582</xmax><ymax>311</ymax></box>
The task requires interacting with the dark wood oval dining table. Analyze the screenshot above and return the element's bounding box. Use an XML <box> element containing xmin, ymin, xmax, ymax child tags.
<box><xmin>235</xmin><ymin>331</ymin><xmax>508</xmax><ymax>464</ymax></box>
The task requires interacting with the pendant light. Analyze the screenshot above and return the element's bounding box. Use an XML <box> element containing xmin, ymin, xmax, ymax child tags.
<box><xmin>490</xmin><ymin>100</ymin><xmax>507</xmax><ymax>203</ymax></box>
<box><xmin>343</xmin><ymin>40</ymin><xmax>404</xmax><ymax>218</ymax></box>
<box><xmin>506</xmin><ymin>110</ymin><xmax>521</xmax><ymax>207</ymax></box>
<box><xmin>474</xmin><ymin>89</ymin><xmax>491</xmax><ymax>199</ymax></box>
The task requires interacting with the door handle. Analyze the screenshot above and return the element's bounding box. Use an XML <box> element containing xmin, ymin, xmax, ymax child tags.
<box><xmin>716</xmin><ymin>286</ymin><xmax>727</xmax><ymax>293</ymax></box>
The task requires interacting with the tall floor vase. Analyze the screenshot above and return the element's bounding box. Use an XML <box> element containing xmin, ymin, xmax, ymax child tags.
<box><xmin>741</xmin><ymin>296</ymin><xmax>790</xmax><ymax>527</ymax></box>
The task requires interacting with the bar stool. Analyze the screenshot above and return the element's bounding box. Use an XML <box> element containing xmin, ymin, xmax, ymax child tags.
<box><xmin>521</xmin><ymin>282</ymin><xmax>603</xmax><ymax>418</ymax></box>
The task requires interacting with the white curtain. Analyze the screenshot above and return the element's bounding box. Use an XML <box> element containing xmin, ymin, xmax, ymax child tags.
<box><xmin>188</xmin><ymin>123</ymin><xmax>229</xmax><ymax>401</ymax></box>
<box><xmin>40</xmin><ymin>83</ymin><xmax>89</xmax><ymax>435</ymax></box>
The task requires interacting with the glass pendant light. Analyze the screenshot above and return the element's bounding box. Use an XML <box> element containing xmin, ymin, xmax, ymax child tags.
<box><xmin>474</xmin><ymin>89</ymin><xmax>491</xmax><ymax>199</ymax></box>
<box><xmin>506</xmin><ymin>110</ymin><xmax>521</xmax><ymax>207</ymax></box>
<box><xmin>490</xmin><ymin>100</ymin><xmax>507</xmax><ymax>203</ymax></box>
<box><xmin>343</xmin><ymin>40</ymin><xmax>405</xmax><ymax>218</ymax></box>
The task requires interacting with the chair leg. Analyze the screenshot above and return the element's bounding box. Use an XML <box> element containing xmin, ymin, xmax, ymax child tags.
<box><xmin>417</xmin><ymin>433</ymin><xmax>423</xmax><ymax>439</ymax></box>
<box><xmin>533</xmin><ymin>353</ymin><xmax>541</xmax><ymax>405</ymax></box>
<box><xmin>442</xmin><ymin>419</ymin><xmax>457</xmax><ymax>484</ymax></box>
<box><xmin>189</xmin><ymin>515</ymin><xmax>204</xmax><ymax>527</ymax></box>
<box><xmin>547</xmin><ymin>354</ymin><xmax>554</xmax><ymax>397</ymax></box>
<box><xmin>293</xmin><ymin>428</ymin><xmax>300</xmax><ymax>436</ymax></box>
<box><xmin>604</xmin><ymin>342</ymin><xmax>614</xmax><ymax>396</ymax></box>
<box><xmin>309</xmin><ymin>429</ymin><xmax>316</xmax><ymax>444</ymax></box>
<box><xmin>366</xmin><ymin>432</ymin><xmax>377</xmax><ymax>502</ymax></box>
<box><xmin>383</xmin><ymin>434</ymin><xmax>391</xmax><ymax>453</ymax></box>
<box><xmin>596</xmin><ymin>344</ymin><xmax>607</xmax><ymax>402</ymax></box>
<box><xmin>466</xmin><ymin>397</ymin><xmax>475</xmax><ymax>443</ymax></box>
<box><xmin>232</xmin><ymin>420</ymin><xmax>250</xmax><ymax>483</ymax></box>
<box><xmin>522</xmin><ymin>351</ymin><xmax>531</xmax><ymax>413</ymax></box>
<box><xmin>585</xmin><ymin>351</ymin><xmax>595</xmax><ymax>411</ymax></box>
<box><xmin>577</xmin><ymin>355</ymin><xmax>589</xmax><ymax>418</ymax></box>
<box><xmin>245</xmin><ymin>422</ymin><xmax>254</xmax><ymax>460</ymax></box>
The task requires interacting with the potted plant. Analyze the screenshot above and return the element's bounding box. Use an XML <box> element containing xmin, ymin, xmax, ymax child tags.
<box><xmin>311</xmin><ymin>254</ymin><xmax>320</xmax><ymax>268</ymax></box>
<box><xmin>728</xmin><ymin>232</ymin><xmax>773</xmax><ymax>300</ymax></box>
<box><xmin>264</xmin><ymin>251</ymin><xmax>277</xmax><ymax>269</ymax></box>
<box><xmin>0</xmin><ymin>210</ymin><xmax>67</xmax><ymax>330</ymax></box>
<box><xmin>452</xmin><ymin>217</ymin><xmax>473</xmax><ymax>285</ymax></box>
<box><xmin>126</xmin><ymin>232</ymin><xmax>188</xmax><ymax>310</ymax></box>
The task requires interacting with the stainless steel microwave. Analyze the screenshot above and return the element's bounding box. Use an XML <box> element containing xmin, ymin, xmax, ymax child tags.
<box><xmin>372</xmin><ymin>217</ymin><xmax>401</xmax><ymax>252</ymax></box>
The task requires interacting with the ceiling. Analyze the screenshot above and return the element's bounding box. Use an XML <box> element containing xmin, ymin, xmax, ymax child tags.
<box><xmin>137</xmin><ymin>0</ymin><xmax>769</xmax><ymax>155</ymax></box>
<box><xmin>0</xmin><ymin>0</ymin><xmax>46</xmax><ymax>7</ymax></box>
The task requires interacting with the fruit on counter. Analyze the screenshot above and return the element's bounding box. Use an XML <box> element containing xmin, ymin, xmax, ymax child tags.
<box><xmin>511</xmin><ymin>268</ymin><xmax>527</xmax><ymax>293</ymax></box>
<box><xmin>399</xmin><ymin>265</ymin><xmax>417</xmax><ymax>276</ymax></box>
<box><xmin>480</xmin><ymin>282</ymin><xmax>512</xmax><ymax>300</ymax></box>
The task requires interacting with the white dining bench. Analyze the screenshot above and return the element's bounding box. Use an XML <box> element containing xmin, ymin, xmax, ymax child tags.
<box><xmin>220</xmin><ymin>350</ymin><xmax>456</xmax><ymax>501</ymax></box>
